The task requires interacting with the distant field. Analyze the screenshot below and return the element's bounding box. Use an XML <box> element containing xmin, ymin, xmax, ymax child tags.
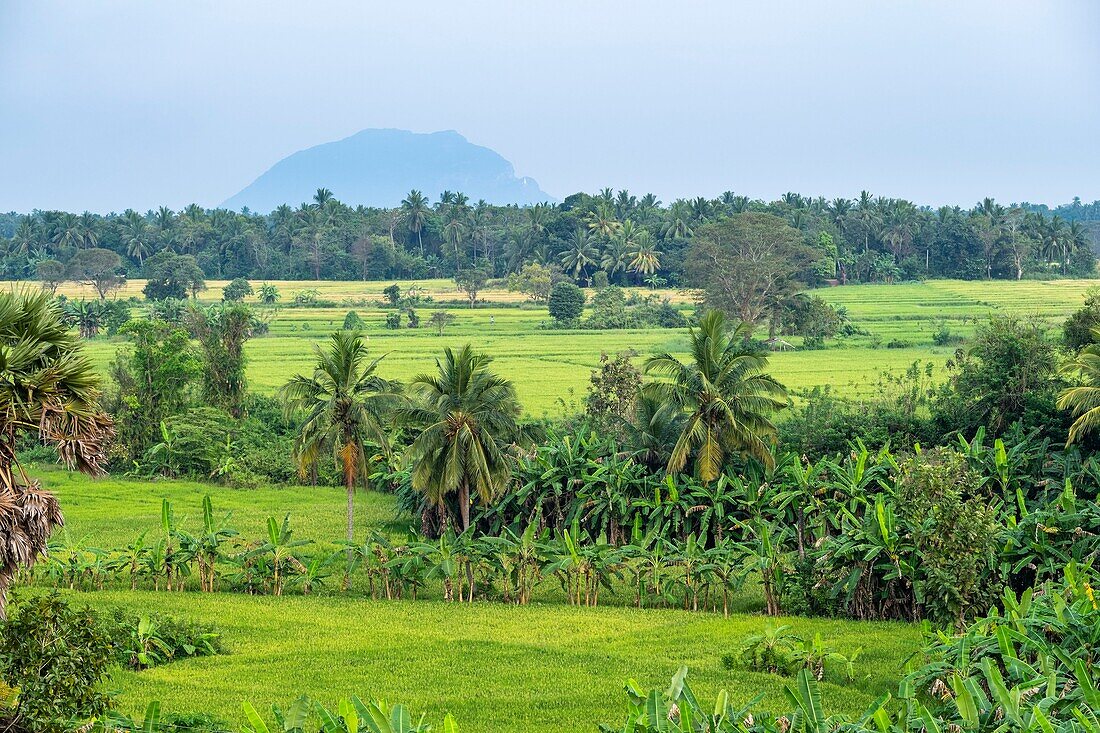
<box><xmin>7</xmin><ymin>278</ymin><xmax>1094</xmax><ymax>414</ymax></box>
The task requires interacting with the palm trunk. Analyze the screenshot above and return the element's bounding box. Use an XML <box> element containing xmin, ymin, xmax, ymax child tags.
<box><xmin>345</xmin><ymin>452</ymin><xmax>355</xmax><ymax>591</ymax></box>
<box><xmin>459</xmin><ymin>481</ymin><xmax>471</xmax><ymax>532</ymax></box>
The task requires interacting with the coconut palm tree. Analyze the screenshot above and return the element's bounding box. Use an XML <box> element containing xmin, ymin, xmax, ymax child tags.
<box><xmin>398</xmin><ymin>345</ymin><xmax>527</xmax><ymax>532</ymax></box>
<box><xmin>0</xmin><ymin>289</ymin><xmax>114</xmax><ymax>617</ymax></box>
<box><xmin>120</xmin><ymin>210</ymin><xmax>150</xmax><ymax>265</ymax></box>
<box><xmin>1058</xmin><ymin>331</ymin><xmax>1100</xmax><ymax>445</ymax></box>
<box><xmin>401</xmin><ymin>190</ymin><xmax>430</xmax><ymax>256</ymax></box>
<box><xmin>280</xmin><ymin>331</ymin><xmax>400</xmax><ymax>578</ymax></box>
<box><xmin>627</xmin><ymin>229</ymin><xmax>662</xmax><ymax>282</ymax></box>
<box><xmin>560</xmin><ymin>227</ymin><xmax>598</xmax><ymax>284</ymax></box>
<box><xmin>644</xmin><ymin>310</ymin><xmax>787</xmax><ymax>481</ymax></box>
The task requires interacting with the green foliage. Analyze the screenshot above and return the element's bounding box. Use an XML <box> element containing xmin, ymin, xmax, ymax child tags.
<box><xmin>66</xmin><ymin>248</ymin><xmax>125</xmax><ymax>299</ymax></box>
<box><xmin>933</xmin><ymin>314</ymin><xmax>1067</xmax><ymax>440</ymax></box>
<box><xmin>1065</xmin><ymin>293</ymin><xmax>1100</xmax><ymax>351</ymax></box>
<box><xmin>548</xmin><ymin>281</ymin><xmax>585</xmax><ymax>324</ymax></box>
<box><xmin>142</xmin><ymin>250</ymin><xmax>205</xmax><ymax>301</ymax></box>
<box><xmin>427</xmin><ymin>311</ymin><xmax>455</xmax><ymax>336</ymax></box>
<box><xmin>584</xmin><ymin>351</ymin><xmax>641</xmax><ymax>435</ymax></box>
<box><xmin>382</xmin><ymin>284</ymin><xmax>402</xmax><ymax>306</ymax></box>
<box><xmin>343</xmin><ymin>311</ymin><xmax>365</xmax><ymax>331</ymax></box>
<box><xmin>222</xmin><ymin>278</ymin><xmax>253</xmax><ymax>302</ymax></box>
<box><xmin>453</xmin><ymin>267</ymin><xmax>489</xmax><ymax>308</ymax></box>
<box><xmin>385</xmin><ymin>312</ymin><xmax>402</xmax><ymax>329</ymax></box>
<box><xmin>186</xmin><ymin>303</ymin><xmax>255</xmax><ymax>417</ymax></box>
<box><xmin>108</xmin><ymin>319</ymin><xmax>202</xmax><ymax>459</ymax></box>
<box><xmin>0</xmin><ymin>595</ymin><xmax>112</xmax><ymax>733</ymax></box>
<box><xmin>102</xmin><ymin>609</ymin><xmax>224</xmax><ymax>670</ymax></box>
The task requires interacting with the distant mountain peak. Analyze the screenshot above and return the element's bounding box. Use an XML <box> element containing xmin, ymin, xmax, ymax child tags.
<box><xmin>222</xmin><ymin>128</ymin><xmax>553</xmax><ymax>211</ymax></box>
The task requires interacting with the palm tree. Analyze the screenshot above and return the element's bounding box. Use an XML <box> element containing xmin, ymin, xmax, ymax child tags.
<box><xmin>627</xmin><ymin>229</ymin><xmax>662</xmax><ymax>282</ymax></box>
<box><xmin>1058</xmin><ymin>332</ymin><xmax>1100</xmax><ymax>445</ymax></box>
<box><xmin>398</xmin><ymin>345</ymin><xmax>527</xmax><ymax>532</ymax></box>
<box><xmin>53</xmin><ymin>212</ymin><xmax>82</xmax><ymax>251</ymax></box>
<box><xmin>644</xmin><ymin>310</ymin><xmax>787</xmax><ymax>481</ymax></box>
<box><xmin>560</xmin><ymin>227</ymin><xmax>598</xmax><ymax>284</ymax></box>
<box><xmin>120</xmin><ymin>209</ymin><xmax>150</xmax><ymax>265</ymax></box>
<box><xmin>401</xmin><ymin>190</ymin><xmax>430</xmax><ymax>256</ymax></box>
<box><xmin>0</xmin><ymin>289</ymin><xmax>114</xmax><ymax>616</ymax></box>
<box><xmin>280</xmin><ymin>332</ymin><xmax>400</xmax><ymax>577</ymax></box>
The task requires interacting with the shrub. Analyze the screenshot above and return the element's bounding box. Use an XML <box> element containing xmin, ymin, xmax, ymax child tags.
<box><xmin>342</xmin><ymin>310</ymin><xmax>365</xmax><ymax>330</ymax></box>
<box><xmin>385</xmin><ymin>312</ymin><xmax>402</xmax><ymax>330</ymax></box>
<box><xmin>222</xmin><ymin>278</ymin><xmax>253</xmax><ymax>302</ymax></box>
<box><xmin>0</xmin><ymin>595</ymin><xmax>112</xmax><ymax>733</ymax></box>
<box><xmin>102</xmin><ymin>610</ymin><xmax>224</xmax><ymax>670</ymax></box>
<box><xmin>548</xmin><ymin>282</ymin><xmax>585</xmax><ymax>324</ymax></box>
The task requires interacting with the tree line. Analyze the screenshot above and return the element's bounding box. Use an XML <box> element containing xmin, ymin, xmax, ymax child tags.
<box><xmin>1</xmin><ymin>189</ymin><xmax>1096</xmax><ymax>291</ymax></box>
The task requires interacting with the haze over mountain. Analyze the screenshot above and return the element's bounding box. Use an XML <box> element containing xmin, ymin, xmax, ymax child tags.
<box><xmin>222</xmin><ymin>129</ymin><xmax>553</xmax><ymax>211</ymax></box>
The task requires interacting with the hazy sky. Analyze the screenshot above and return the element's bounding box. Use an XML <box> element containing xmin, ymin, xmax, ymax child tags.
<box><xmin>1</xmin><ymin>1</ymin><xmax>1098</xmax><ymax>213</ymax></box>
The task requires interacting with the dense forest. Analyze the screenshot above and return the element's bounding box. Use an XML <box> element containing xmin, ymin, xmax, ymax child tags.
<box><xmin>1</xmin><ymin>190</ymin><xmax>1097</xmax><ymax>287</ymax></box>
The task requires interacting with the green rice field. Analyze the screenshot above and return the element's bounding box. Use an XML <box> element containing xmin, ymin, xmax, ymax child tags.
<box><xmin>8</xmin><ymin>278</ymin><xmax>1091</xmax><ymax>414</ymax></box>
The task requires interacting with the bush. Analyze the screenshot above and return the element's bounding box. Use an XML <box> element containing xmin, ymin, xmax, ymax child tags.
<box><xmin>222</xmin><ymin>278</ymin><xmax>253</xmax><ymax>302</ymax></box>
<box><xmin>102</xmin><ymin>610</ymin><xmax>224</xmax><ymax>670</ymax></box>
<box><xmin>385</xmin><ymin>312</ymin><xmax>402</xmax><ymax>329</ymax></box>
<box><xmin>548</xmin><ymin>282</ymin><xmax>585</xmax><ymax>324</ymax></box>
<box><xmin>0</xmin><ymin>595</ymin><xmax>112</xmax><ymax>733</ymax></box>
<box><xmin>342</xmin><ymin>310</ymin><xmax>365</xmax><ymax>330</ymax></box>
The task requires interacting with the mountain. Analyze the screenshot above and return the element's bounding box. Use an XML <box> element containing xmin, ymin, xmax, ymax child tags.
<box><xmin>222</xmin><ymin>128</ymin><xmax>553</xmax><ymax>211</ymax></box>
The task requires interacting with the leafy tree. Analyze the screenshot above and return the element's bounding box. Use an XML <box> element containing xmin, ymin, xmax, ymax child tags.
<box><xmin>585</xmin><ymin>350</ymin><xmax>641</xmax><ymax>435</ymax></box>
<box><xmin>108</xmin><ymin>319</ymin><xmax>201</xmax><ymax>457</ymax></box>
<box><xmin>932</xmin><ymin>315</ymin><xmax>1065</xmax><ymax>439</ymax></box>
<box><xmin>186</xmin><ymin>303</ymin><xmax>255</xmax><ymax>418</ymax></box>
<box><xmin>0</xmin><ymin>290</ymin><xmax>113</xmax><ymax>616</ymax></box>
<box><xmin>399</xmin><ymin>345</ymin><xmax>528</xmax><ymax>531</ymax></box>
<box><xmin>0</xmin><ymin>595</ymin><xmax>113</xmax><ymax>732</ymax></box>
<box><xmin>143</xmin><ymin>250</ymin><xmax>205</xmax><ymax>301</ymax></box>
<box><xmin>453</xmin><ymin>267</ymin><xmax>489</xmax><ymax>308</ymax></box>
<box><xmin>281</xmin><ymin>332</ymin><xmax>399</xmax><ymax>573</ymax></box>
<box><xmin>428</xmin><ymin>310</ymin><xmax>455</xmax><ymax>335</ymax></box>
<box><xmin>506</xmin><ymin>263</ymin><xmax>555</xmax><ymax>303</ymax></box>
<box><xmin>685</xmin><ymin>213</ymin><xmax>815</xmax><ymax>328</ymax></box>
<box><xmin>644</xmin><ymin>310</ymin><xmax>787</xmax><ymax>480</ymax></box>
<box><xmin>401</xmin><ymin>190</ymin><xmax>430</xmax><ymax>256</ymax></box>
<box><xmin>222</xmin><ymin>277</ymin><xmax>253</xmax><ymax>302</ymax></box>
<box><xmin>34</xmin><ymin>259</ymin><xmax>66</xmax><ymax>293</ymax></box>
<box><xmin>548</xmin><ymin>281</ymin><xmax>585</xmax><ymax>324</ymax></box>
<box><xmin>65</xmin><ymin>247</ymin><xmax>124</xmax><ymax>299</ymax></box>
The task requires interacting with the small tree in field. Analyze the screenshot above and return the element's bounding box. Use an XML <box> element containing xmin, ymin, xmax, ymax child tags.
<box><xmin>548</xmin><ymin>281</ymin><xmax>585</xmax><ymax>324</ymax></box>
<box><xmin>66</xmin><ymin>248</ymin><xmax>125</xmax><ymax>299</ymax></box>
<box><xmin>35</xmin><ymin>259</ymin><xmax>66</xmax><ymax>293</ymax></box>
<box><xmin>429</xmin><ymin>310</ymin><xmax>455</xmax><ymax>335</ymax></box>
<box><xmin>222</xmin><ymin>277</ymin><xmax>253</xmax><ymax>302</ymax></box>
<box><xmin>454</xmin><ymin>267</ymin><xmax>490</xmax><ymax>308</ymax></box>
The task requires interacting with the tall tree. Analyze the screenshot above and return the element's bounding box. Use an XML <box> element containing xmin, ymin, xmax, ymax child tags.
<box><xmin>399</xmin><ymin>345</ymin><xmax>527</xmax><ymax>532</ymax></box>
<box><xmin>644</xmin><ymin>310</ymin><xmax>787</xmax><ymax>481</ymax></box>
<box><xmin>685</xmin><ymin>213</ymin><xmax>814</xmax><ymax>327</ymax></box>
<box><xmin>401</xmin><ymin>190</ymin><xmax>430</xmax><ymax>256</ymax></box>
<box><xmin>281</xmin><ymin>332</ymin><xmax>399</xmax><ymax>574</ymax></box>
<box><xmin>0</xmin><ymin>290</ymin><xmax>113</xmax><ymax>616</ymax></box>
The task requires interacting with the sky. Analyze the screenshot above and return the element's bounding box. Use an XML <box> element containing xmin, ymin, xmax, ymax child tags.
<box><xmin>1</xmin><ymin>1</ymin><xmax>1098</xmax><ymax>213</ymax></box>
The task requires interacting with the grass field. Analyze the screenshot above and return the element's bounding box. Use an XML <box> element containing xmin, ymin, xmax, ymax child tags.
<box><xmin>35</xmin><ymin>471</ymin><xmax>922</xmax><ymax>732</ymax></box>
<box><xmin>23</xmin><ymin>277</ymin><xmax>1091</xmax><ymax>414</ymax></box>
